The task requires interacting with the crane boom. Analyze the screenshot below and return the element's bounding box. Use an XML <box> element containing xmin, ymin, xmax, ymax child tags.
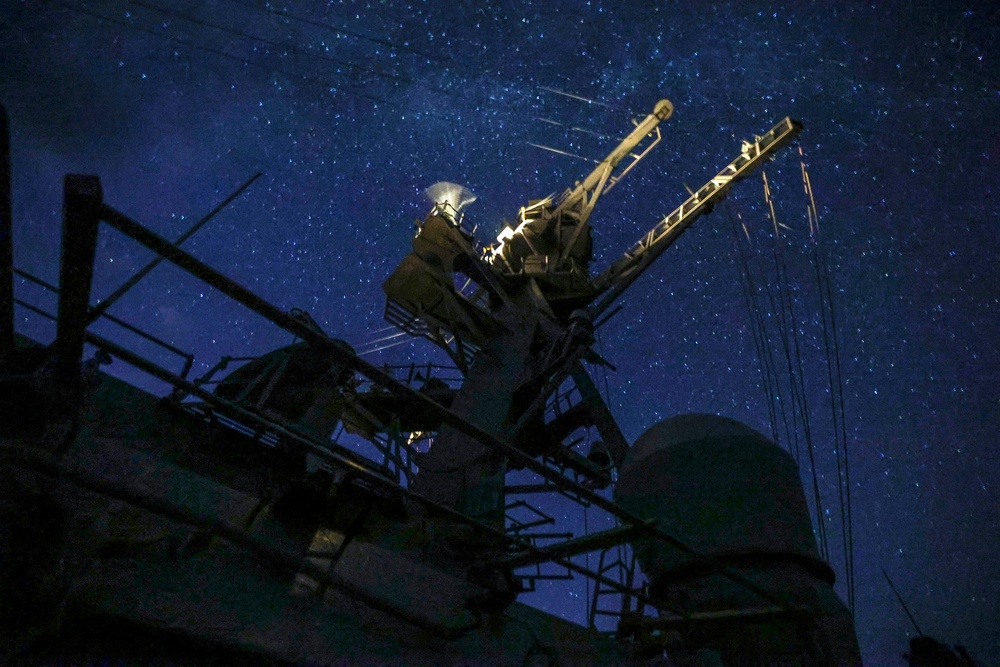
<box><xmin>488</xmin><ymin>100</ymin><xmax>674</xmax><ymax>289</ymax></box>
<box><xmin>588</xmin><ymin>117</ymin><xmax>803</xmax><ymax>318</ymax></box>
<box><xmin>553</xmin><ymin>98</ymin><xmax>674</xmax><ymax>221</ymax></box>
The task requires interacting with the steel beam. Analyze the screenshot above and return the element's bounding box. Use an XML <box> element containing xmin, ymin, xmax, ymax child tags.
<box><xmin>54</xmin><ymin>175</ymin><xmax>102</xmax><ymax>378</ymax></box>
<box><xmin>16</xmin><ymin>267</ymin><xmax>194</xmax><ymax>366</ymax></box>
<box><xmin>501</xmin><ymin>520</ymin><xmax>654</xmax><ymax>569</ymax></box>
<box><xmin>86</xmin><ymin>172</ymin><xmax>261</xmax><ymax>325</ymax></box>
<box><xmin>571</xmin><ymin>362</ymin><xmax>630</xmax><ymax>467</ymax></box>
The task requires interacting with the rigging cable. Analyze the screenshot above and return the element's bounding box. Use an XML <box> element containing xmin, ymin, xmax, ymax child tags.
<box><xmin>883</xmin><ymin>569</ymin><xmax>923</xmax><ymax>637</ymax></box>
<box><xmin>753</xmin><ymin>207</ymin><xmax>803</xmax><ymax>466</ymax></box>
<box><xmin>216</xmin><ymin>0</ymin><xmax>447</xmax><ymax>63</ymax></box>
<box><xmin>729</xmin><ymin>197</ymin><xmax>801</xmax><ymax>466</ymax></box>
<box><xmin>743</xmin><ymin>207</ymin><xmax>800</xmax><ymax>465</ymax></box>
<box><xmin>763</xmin><ymin>169</ymin><xmax>830</xmax><ymax>563</ymax></box>
<box><xmin>826</xmin><ymin>251</ymin><xmax>855</xmax><ymax>616</ymax></box>
<box><xmin>743</xmin><ymin>198</ymin><xmax>801</xmax><ymax>466</ymax></box>
<box><xmin>800</xmin><ymin>147</ymin><xmax>855</xmax><ymax>616</ymax></box>
<box><xmin>51</xmin><ymin>1</ymin><xmax>396</xmax><ymax>107</ymax></box>
<box><xmin>725</xmin><ymin>203</ymin><xmax>781</xmax><ymax>447</ymax></box>
<box><xmin>754</xmin><ymin>173</ymin><xmax>806</xmax><ymax>469</ymax></box>
<box><xmin>124</xmin><ymin>0</ymin><xmax>417</xmax><ymax>86</ymax></box>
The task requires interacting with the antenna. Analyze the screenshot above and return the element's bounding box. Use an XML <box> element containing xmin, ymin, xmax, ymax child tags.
<box><xmin>882</xmin><ymin>568</ymin><xmax>924</xmax><ymax>637</ymax></box>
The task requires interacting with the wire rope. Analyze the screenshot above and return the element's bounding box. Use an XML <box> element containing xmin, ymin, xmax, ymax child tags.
<box><xmin>51</xmin><ymin>1</ymin><xmax>397</xmax><ymax>107</ymax></box>
<box><xmin>800</xmin><ymin>147</ymin><xmax>856</xmax><ymax>616</ymax></box>
<box><xmin>763</xmin><ymin>170</ymin><xmax>830</xmax><ymax>563</ymax></box>
<box><xmin>725</xmin><ymin>203</ymin><xmax>781</xmax><ymax>446</ymax></box>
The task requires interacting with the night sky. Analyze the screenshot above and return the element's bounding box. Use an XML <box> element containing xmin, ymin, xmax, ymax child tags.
<box><xmin>2</xmin><ymin>1</ymin><xmax>998</xmax><ymax>664</ymax></box>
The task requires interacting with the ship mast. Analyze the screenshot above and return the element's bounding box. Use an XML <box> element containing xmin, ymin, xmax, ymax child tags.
<box><xmin>381</xmin><ymin>102</ymin><xmax>802</xmax><ymax>522</ymax></box>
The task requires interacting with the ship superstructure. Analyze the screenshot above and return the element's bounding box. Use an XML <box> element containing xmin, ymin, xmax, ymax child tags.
<box><xmin>0</xmin><ymin>99</ymin><xmax>861</xmax><ymax>666</ymax></box>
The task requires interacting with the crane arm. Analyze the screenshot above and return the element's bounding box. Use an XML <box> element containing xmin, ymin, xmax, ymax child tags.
<box><xmin>488</xmin><ymin>100</ymin><xmax>674</xmax><ymax>278</ymax></box>
<box><xmin>553</xmin><ymin>98</ymin><xmax>674</xmax><ymax>222</ymax></box>
<box><xmin>587</xmin><ymin>116</ymin><xmax>803</xmax><ymax>318</ymax></box>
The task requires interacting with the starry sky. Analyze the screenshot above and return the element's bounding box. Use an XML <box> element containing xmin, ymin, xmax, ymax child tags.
<box><xmin>2</xmin><ymin>1</ymin><xmax>998</xmax><ymax>664</ymax></box>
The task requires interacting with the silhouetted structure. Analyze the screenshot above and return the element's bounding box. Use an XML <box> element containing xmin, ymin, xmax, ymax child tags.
<box><xmin>1</xmin><ymin>99</ymin><xmax>862</xmax><ymax>666</ymax></box>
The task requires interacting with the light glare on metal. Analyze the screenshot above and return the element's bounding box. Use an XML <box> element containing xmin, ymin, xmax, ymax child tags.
<box><xmin>425</xmin><ymin>182</ymin><xmax>477</xmax><ymax>222</ymax></box>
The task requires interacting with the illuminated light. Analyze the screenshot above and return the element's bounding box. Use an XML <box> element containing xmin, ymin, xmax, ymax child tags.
<box><xmin>488</xmin><ymin>194</ymin><xmax>555</xmax><ymax>262</ymax></box>
<box><xmin>425</xmin><ymin>181</ymin><xmax>477</xmax><ymax>221</ymax></box>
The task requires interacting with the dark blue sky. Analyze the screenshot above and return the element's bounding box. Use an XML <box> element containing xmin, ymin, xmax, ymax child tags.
<box><xmin>3</xmin><ymin>1</ymin><xmax>998</xmax><ymax>664</ymax></box>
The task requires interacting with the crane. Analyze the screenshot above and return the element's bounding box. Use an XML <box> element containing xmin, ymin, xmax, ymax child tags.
<box><xmin>381</xmin><ymin>101</ymin><xmax>803</xmax><ymax>519</ymax></box>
